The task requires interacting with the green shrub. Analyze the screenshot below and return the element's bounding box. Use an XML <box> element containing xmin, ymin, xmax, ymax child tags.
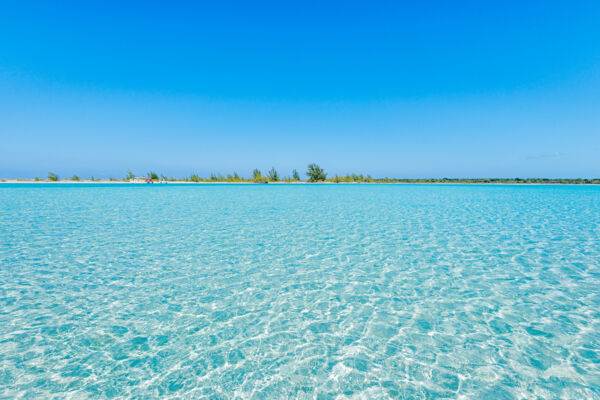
<box><xmin>189</xmin><ymin>174</ymin><xmax>201</xmax><ymax>182</ymax></box>
<box><xmin>267</xmin><ymin>167</ymin><xmax>279</xmax><ymax>182</ymax></box>
<box><xmin>252</xmin><ymin>169</ymin><xmax>263</xmax><ymax>182</ymax></box>
<box><xmin>292</xmin><ymin>169</ymin><xmax>301</xmax><ymax>181</ymax></box>
<box><xmin>306</xmin><ymin>164</ymin><xmax>326</xmax><ymax>182</ymax></box>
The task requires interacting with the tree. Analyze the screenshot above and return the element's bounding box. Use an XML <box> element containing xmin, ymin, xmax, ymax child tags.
<box><xmin>267</xmin><ymin>167</ymin><xmax>279</xmax><ymax>182</ymax></box>
<box><xmin>306</xmin><ymin>164</ymin><xmax>326</xmax><ymax>182</ymax></box>
<box><xmin>48</xmin><ymin>172</ymin><xmax>59</xmax><ymax>181</ymax></box>
<box><xmin>126</xmin><ymin>171</ymin><xmax>135</xmax><ymax>181</ymax></box>
<box><xmin>252</xmin><ymin>169</ymin><xmax>262</xmax><ymax>182</ymax></box>
<box><xmin>292</xmin><ymin>169</ymin><xmax>301</xmax><ymax>181</ymax></box>
<box><xmin>71</xmin><ymin>174</ymin><xmax>80</xmax><ymax>181</ymax></box>
<box><xmin>147</xmin><ymin>171</ymin><xmax>159</xmax><ymax>180</ymax></box>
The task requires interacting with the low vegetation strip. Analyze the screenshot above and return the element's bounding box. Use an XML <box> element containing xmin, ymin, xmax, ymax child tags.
<box><xmin>2</xmin><ymin>165</ymin><xmax>599</xmax><ymax>184</ymax></box>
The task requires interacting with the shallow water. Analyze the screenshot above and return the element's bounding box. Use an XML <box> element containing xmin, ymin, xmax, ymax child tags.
<box><xmin>0</xmin><ymin>184</ymin><xmax>599</xmax><ymax>399</ymax></box>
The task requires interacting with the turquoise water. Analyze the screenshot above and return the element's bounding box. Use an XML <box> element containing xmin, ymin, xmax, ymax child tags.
<box><xmin>0</xmin><ymin>184</ymin><xmax>599</xmax><ymax>399</ymax></box>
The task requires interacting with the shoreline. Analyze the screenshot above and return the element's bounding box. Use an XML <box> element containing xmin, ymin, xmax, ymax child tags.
<box><xmin>1</xmin><ymin>180</ymin><xmax>599</xmax><ymax>186</ymax></box>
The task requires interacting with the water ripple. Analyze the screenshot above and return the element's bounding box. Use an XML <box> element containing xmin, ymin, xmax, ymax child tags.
<box><xmin>0</xmin><ymin>184</ymin><xmax>599</xmax><ymax>398</ymax></box>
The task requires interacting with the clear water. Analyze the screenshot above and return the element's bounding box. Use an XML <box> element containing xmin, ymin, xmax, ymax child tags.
<box><xmin>0</xmin><ymin>184</ymin><xmax>599</xmax><ymax>399</ymax></box>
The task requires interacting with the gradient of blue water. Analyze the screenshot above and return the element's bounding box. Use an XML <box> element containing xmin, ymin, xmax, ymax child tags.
<box><xmin>1</xmin><ymin>184</ymin><xmax>599</xmax><ymax>399</ymax></box>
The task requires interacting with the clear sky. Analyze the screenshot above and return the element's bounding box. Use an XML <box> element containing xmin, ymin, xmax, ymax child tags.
<box><xmin>1</xmin><ymin>1</ymin><xmax>599</xmax><ymax>178</ymax></box>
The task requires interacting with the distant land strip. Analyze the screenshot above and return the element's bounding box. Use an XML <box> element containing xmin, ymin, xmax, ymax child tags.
<box><xmin>2</xmin><ymin>165</ymin><xmax>599</xmax><ymax>186</ymax></box>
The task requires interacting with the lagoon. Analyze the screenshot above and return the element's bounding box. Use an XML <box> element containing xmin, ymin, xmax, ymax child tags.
<box><xmin>0</xmin><ymin>184</ymin><xmax>599</xmax><ymax>398</ymax></box>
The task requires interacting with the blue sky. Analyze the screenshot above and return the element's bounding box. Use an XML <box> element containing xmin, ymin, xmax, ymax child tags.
<box><xmin>1</xmin><ymin>1</ymin><xmax>599</xmax><ymax>178</ymax></box>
